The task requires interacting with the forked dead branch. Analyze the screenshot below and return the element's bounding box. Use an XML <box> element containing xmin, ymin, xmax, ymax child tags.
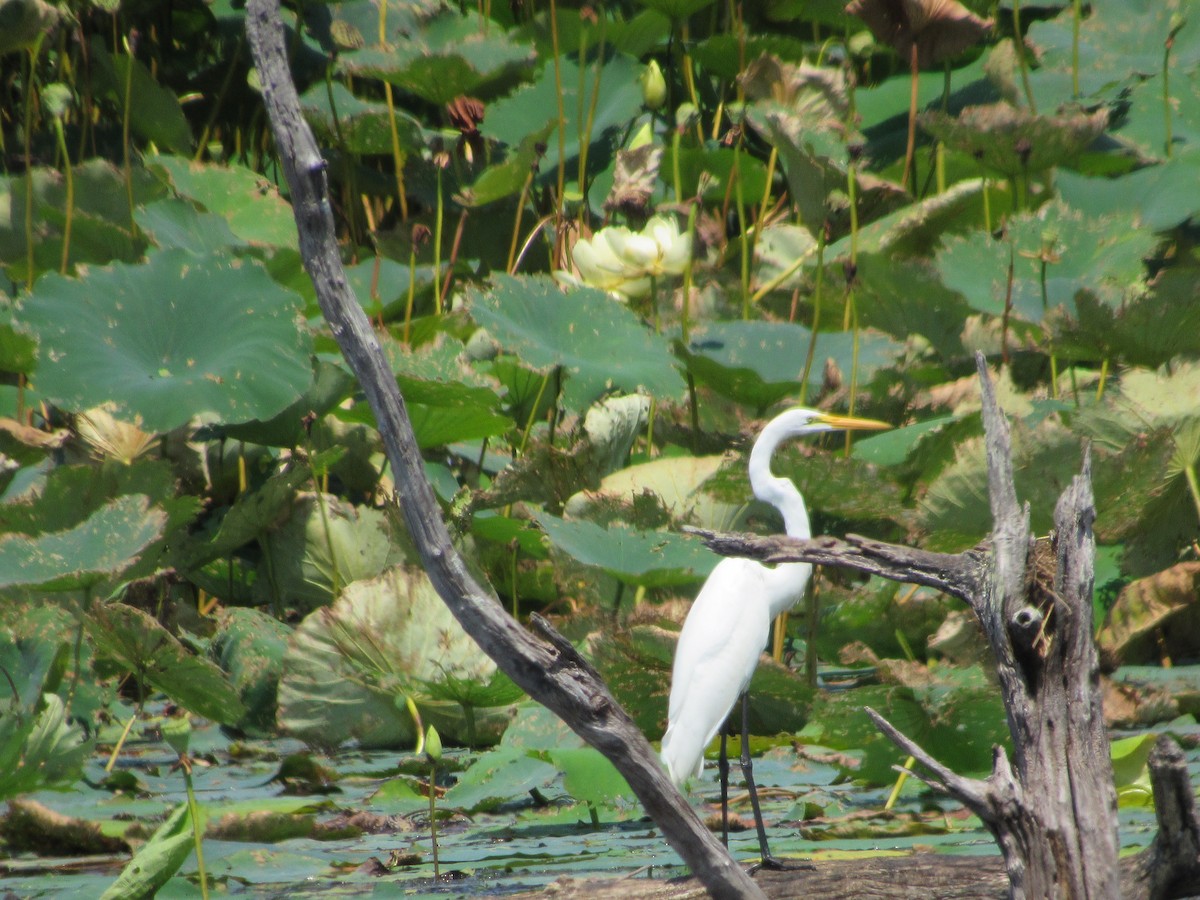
<box><xmin>243</xmin><ymin>1</ymin><xmax>1198</xmax><ymax>895</ymax></box>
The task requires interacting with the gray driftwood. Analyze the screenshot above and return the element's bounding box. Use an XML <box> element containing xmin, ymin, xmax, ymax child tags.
<box><xmin>243</xmin><ymin>3</ymin><xmax>763</xmax><ymax>898</ymax></box>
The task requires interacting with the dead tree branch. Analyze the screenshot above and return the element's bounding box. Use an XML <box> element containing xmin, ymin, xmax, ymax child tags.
<box><xmin>242</xmin><ymin>3</ymin><xmax>763</xmax><ymax>897</ymax></box>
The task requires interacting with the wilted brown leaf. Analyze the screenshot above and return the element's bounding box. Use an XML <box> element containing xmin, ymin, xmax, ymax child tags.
<box><xmin>846</xmin><ymin>0</ymin><xmax>992</xmax><ymax>68</ymax></box>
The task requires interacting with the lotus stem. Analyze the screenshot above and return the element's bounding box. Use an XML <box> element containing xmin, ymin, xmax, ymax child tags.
<box><xmin>1012</xmin><ymin>0</ymin><xmax>1038</xmax><ymax>114</ymax></box>
<box><xmin>379</xmin><ymin>2</ymin><xmax>409</xmax><ymax>220</ymax></box>
<box><xmin>180</xmin><ymin>760</ymin><xmax>210</xmax><ymax>900</ymax></box>
<box><xmin>903</xmin><ymin>41</ymin><xmax>919</xmax><ymax>194</ymax></box>
<box><xmin>1072</xmin><ymin>0</ymin><xmax>1082</xmax><ymax>98</ymax></box>
<box><xmin>1095</xmin><ymin>358</ymin><xmax>1110</xmax><ymax>401</ymax></box>
<box><xmin>548</xmin><ymin>0</ymin><xmax>566</xmax><ymax>213</ymax></box>
<box><xmin>52</xmin><ymin>115</ymin><xmax>74</xmax><ymax>275</ymax></box>
<box><xmin>885</xmin><ymin>756</ymin><xmax>917</xmax><ymax>810</ymax></box>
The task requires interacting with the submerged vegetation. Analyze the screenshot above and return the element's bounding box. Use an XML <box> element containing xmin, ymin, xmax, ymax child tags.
<box><xmin>1</xmin><ymin>0</ymin><xmax>1199</xmax><ymax>893</ymax></box>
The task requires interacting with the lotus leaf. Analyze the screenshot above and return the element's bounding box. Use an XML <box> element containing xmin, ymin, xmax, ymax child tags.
<box><xmin>484</xmin><ymin>55</ymin><xmax>644</xmax><ymax>176</ymax></box>
<box><xmin>147</xmin><ymin>156</ymin><xmax>299</xmax><ymax>249</ymax></box>
<box><xmin>99</xmin><ymin>802</ymin><xmax>195</xmax><ymax>900</ymax></box>
<box><xmin>87</xmin><ymin>36</ymin><xmax>193</xmax><ymax>156</ymax></box>
<box><xmin>444</xmin><ymin>746</ymin><xmax>559</xmax><ymax>813</ymax></box>
<box><xmin>339</xmin><ymin>8</ymin><xmax>534</xmax><ymax>106</ymax></box>
<box><xmin>1057</xmin><ymin>149</ymin><xmax>1200</xmax><ymax>233</ymax></box>
<box><xmin>469</xmin><ymin>275</ymin><xmax>685</xmax><ymax>410</ymax></box>
<box><xmin>299</xmin><ymin>82</ymin><xmax>426</xmax><ymax>157</ymax></box>
<box><xmin>0</xmin><ymin>162</ymin><xmax>158</xmax><ymax>280</ymax></box>
<box><xmin>920</xmin><ymin>104</ymin><xmax>1108</xmax><ymax>177</ymax></box>
<box><xmin>680</xmin><ymin>320</ymin><xmax>902</xmax><ymax>410</ymax></box>
<box><xmin>1097</xmin><ymin>563</ymin><xmax>1200</xmax><ymax>666</ymax></box>
<box><xmin>276</xmin><ymin>566</ymin><xmax>516</xmax><ymax>749</ymax></box>
<box><xmin>23</xmin><ymin>249</ymin><xmax>313</xmax><ymax>433</ymax></box>
<box><xmin>0</xmin><ymin>693</ymin><xmax>93</xmax><ymax>802</ymax></box>
<box><xmin>135</xmin><ymin>198</ymin><xmax>246</xmax><ymax>255</ymax></box>
<box><xmin>86</xmin><ymin>601</ymin><xmax>246</xmax><ymax>723</ymax></box>
<box><xmin>0</xmin><ymin>494</ymin><xmax>166</xmax><ymax>591</ymax></box>
<box><xmin>536</xmin><ymin>512</ymin><xmax>717</xmax><ymax>588</ymax></box>
<box><xmin>935</xmin><ymin>200</ymin><xmax>1157</xmax><ymax>321</ymax></box>
<box><xmin>211</xmin><ymin>607</ymin><xmax>293</xmax><ymax>736</ymax></box>
<box><xmin>257</xmin><ymin>493</ymin><xmax>401</xmax><ymax>612</ymax></box>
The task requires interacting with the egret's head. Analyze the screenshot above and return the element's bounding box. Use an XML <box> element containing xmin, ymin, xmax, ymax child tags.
<box><xmin>770</xmin><ymin>407</ymin><xmax>892</xmax><ymax>438</ymax></box>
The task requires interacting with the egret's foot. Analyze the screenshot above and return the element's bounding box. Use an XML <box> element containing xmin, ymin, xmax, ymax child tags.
<box><xmin>749</xmin><ymin>855</ymin><xmax>815</xmax><ymax>874</ymax></box>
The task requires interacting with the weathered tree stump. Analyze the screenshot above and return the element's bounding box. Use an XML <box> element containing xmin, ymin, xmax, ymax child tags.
<box><xmin>244</xmin><ymin>2</ymin><xmax>1200</xmax><ymax>894</ymax></box>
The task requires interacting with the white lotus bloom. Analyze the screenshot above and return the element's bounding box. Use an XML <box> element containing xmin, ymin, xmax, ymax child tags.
<box><xmin>572</xmin><ymin>227</ymin><xmax>642</xmax><ymax>293</ymax></box>
<box><xmin>568</xmin><ymin>214</ymin><xmax>690</xmax><ymax>300</ymax></box>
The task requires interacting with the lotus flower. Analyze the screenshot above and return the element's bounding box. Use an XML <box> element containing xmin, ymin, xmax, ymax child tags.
<box><xmin>568</xmin><ymin>215</ymin><xmax>691</xmax><ymax>300</ymax></box>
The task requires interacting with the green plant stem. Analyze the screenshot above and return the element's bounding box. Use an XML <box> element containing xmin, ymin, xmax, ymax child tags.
<box><xmin>194</xmin><ymin>36</ymin><xmax>244</xmax><ymax>161</ymax></box>
<box><xmin>121</xmin><ymin>36</ymin><xmax>137</xmax><ymax>237</ymax></box>
<box><xmin>1185</xmin><ymin>462</ymin><xmax>1200</xmax><ymax>527</ymax></box>
<box><xmin>429</xmin><ymin>762</ymin><xmax>440</xmax><ymax>878</ymax></box>
<box><xmin>53</xmin><ymin>117</ymin><xmax>75</xmax><ymax>274</ymax></box>
<box><xmin>575</xmin><ymin>15</ymin><xmax>605</xmax><ymax>228</ymax></box>
<box><xmin>506</xmin><ymin>170</ymin><xmax>535</xmax><ymax>273</ymax></box>
<box><xmin>902</xmin><ymin>41</ymin><xmax>919</xmax><ymax>194</ymax></box>
<box><xmin>1095</xmin><ymin>358</ymin><xmax>1110</xmax><ymax>401</ymax></box>
<box><xmin>378</xmin><ymin>2</ymin><xmax>409</xmax><ymax>220</ymax></box>
<box><xmin>672</xmin><ymin>126</ymin><xmax>684</xmax><ymax>205</ymax></box>
<box><xmin>310</xmin><ymin>457</ymin><xmax>341</xmax><ymax>597</ymax></box>
<box><xmin>105</xmin><ymin>713</ymin><xmax>138</xmax><ymax>772</ymax></box>
<box><xmin>510</xmin><ymin>541</ymin><xmax>519</xmax><ymax>619</ymax></box>
<box><xmin>434</xmin><ymin>166</ymin><xmax>445</xmax><ymax>314</ymax></box>
<box><xmin>1012</xmin><ymin>0</ymin><xmax>1038</xmax><ymax>114</ymax></box>
<box><xmin>404</xmin><ymin>243</ymin><xmax>417</xmax><ymax>342</ymax></box>
<box><xmin>1072</xmin><ymin>0</ymin><xmax>1082</xmax><ymax>98</ymax></box>
<box><xmin>798</xmin><ymin>236</ymin><xmax>825</xmax><ymax>405</ymax></box>
<box><xmin>733</xmin><ymin>145</ymin><xmax>750</xmax><ymax>317</ymax></box>
<box><xmin>518</xmin><ymin>369</ymin><xmax>553</xmax><ymax>457</ymax></box>
<box><xmin>22</xmin><ymin>38</ymin><xmax>45</xmax><ymax>285</ymax></box>
<box><xmin>181</xmin><ymin>763</ymin><xmax>209</xmax><ymax>900</ymax></box>
<box><xmin>885</xmin><ymin>757</ymin><xmax>916</xmax><ymax>810</ymax></box>
<box><xmin>548</xmin><ymin>0</ymin><xmax>567</xmax><ymax>213</ymax></box>
<box><xmin>1163</xmin><ymin>32</ymin><xmax>1174</xmax><ymax>158</ymax></box>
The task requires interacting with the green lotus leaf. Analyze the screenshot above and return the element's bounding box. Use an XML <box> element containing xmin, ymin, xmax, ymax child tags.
<box><xmin>99</xmin><ymin>802</ymin><xmax>195</xmax><ymax>900</ymax></box>
<box><xmin>339</xmin><ymin>8</ymin><xmax>534</xmax><ymax>105</ymax></box>
<box><xmin>484</xmin><ymin>55</ymin><xmax>644</xmax><ymax>176</ymax></box>
<box><xmin>935</xmin><ymin>200</ymin><xmax>1158</xmax><ymax>322</ymax></box>
<box><xmin>299</xmin><ymin>82</ymin><xmax>426</xmax><ymax>157</ymax></box>
<box><xmin>135</xmin><ymin>198</ymin><xmax>246</xmax><ymax>255</ymax></box>
<box><xmin>0</xmin><ymin>161</ymin><xmax>160</xmax><ymax>281</ymax></box>
<box><xmin>87</xmin><ymin>36</ymin><xmax>193</xmax><ymax>156</ymax></box>
<box><xmin>0</xmin><ymin>694</ymin><xmax>93</xmax><ymax>802</ymax></box>
<box><xmin>469</xmin><ymin>275</ymin><xmax>685</xmax><ymax>410</ymax></box>
<box><xmin>147</xmin><ymin>155</ymin><xmax>298</xmax><ymax>249</ymax></box>
<box><xmin>86</xmin><ymin>601</ymin><xmax>247</xmax><ymax>724</ymax></box>
<box><xmin>536</xmin><ymin>512</ymin><xmax>717</xmax><ymax>588</ymax></box>
<box><xmin>0</xmin><ymin>494</ymin><xmax>166</xmax><ymax>591</ymax></box>
<box><xmin>277</xmin><ymin>566</ymin><xmax>516</xmax><ymax>750</ymax></box>
<box><xmin>256</xmin><ymin>493</ymin><xmax>402</xmax><ymax>613</ymax></box>
<box><xmin>444</xmin><ymin>747</ymin><xmax>559</xmax><ymax>814</ymax></box>
<box><xmin>680</xmin><ymin>320</ymin><xmax>903</xmax><ymax>410</ymax></box>
<box><xmin>23</xmin><ymin>249</ymin><xmax>313</xmax><ymax>432</ymax></box>
<box><xmin>210</xmin><ymin>607</ymin><xmax>292</xmax><ymax>737</ymax></box>
<box><xmin>920</xmin><ymin>104</ymin><xmax>1108</xmax><ymax>177</ymax></box>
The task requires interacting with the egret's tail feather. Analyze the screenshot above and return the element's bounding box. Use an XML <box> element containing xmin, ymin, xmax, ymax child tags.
<box><xmin>660</xmin><ymin>724</ymin><xmax>705</xmax><ymax>787</ymax></box>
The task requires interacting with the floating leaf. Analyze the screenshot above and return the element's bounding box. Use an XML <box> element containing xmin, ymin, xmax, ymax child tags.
<box><xmin>468</xmin><ymin>275</ymin><xmax>685</xmax><ymax>410</ymax></box>
<box><xmin>23</xmin><ymin>249</ymin><xmax>313</xmax><ymax>432</ymax></box>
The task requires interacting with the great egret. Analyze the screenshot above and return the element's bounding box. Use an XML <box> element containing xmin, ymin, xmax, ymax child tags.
<box><xmin>661</xmin><ymin>407</ymin><xmax>890</xmax><ymax>866</ymax></box>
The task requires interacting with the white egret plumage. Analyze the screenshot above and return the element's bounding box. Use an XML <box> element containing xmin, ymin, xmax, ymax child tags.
<box><xmin>661</xmin><ymin>407</ymin><xmax>890</xmax><ymax>865</ymax></box>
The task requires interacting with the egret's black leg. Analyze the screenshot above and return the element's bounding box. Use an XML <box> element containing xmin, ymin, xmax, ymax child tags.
<box><xmin>739</xmin><ymin>692</ymin><xmax>813</xmax><ymax>873</ymax></box>
<box><xmin>718</xmin><ymin>728</ymin><xmax>731</xmax><ymax>846</ymax></box>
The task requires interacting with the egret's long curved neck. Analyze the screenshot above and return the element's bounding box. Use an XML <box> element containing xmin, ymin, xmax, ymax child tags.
<box><xmin>747</xmin><ymin>417</ymin><xmax>812</xmax><ymax>540</ymax></box>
